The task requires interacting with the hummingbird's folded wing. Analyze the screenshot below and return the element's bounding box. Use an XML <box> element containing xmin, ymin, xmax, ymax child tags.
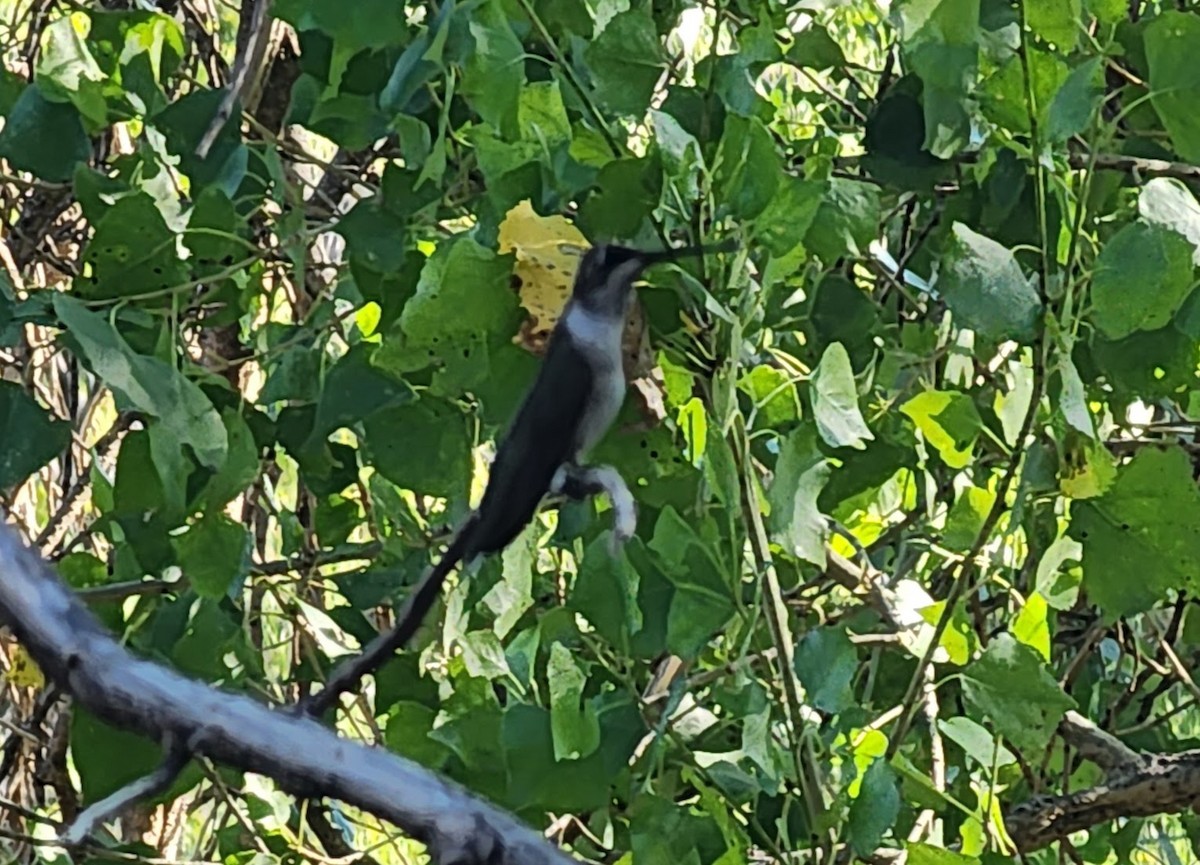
<box><xmin>468</xmin><ymin>329</ymin><xmax>594</xmax><ymax>556</ymax></box>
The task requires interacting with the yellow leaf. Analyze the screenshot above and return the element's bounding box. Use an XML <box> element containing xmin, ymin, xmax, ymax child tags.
<box><xmin>496</xmin><ymin>199</ymin><xmax>665</xmax><ymax>420</ymax></box>
<box><xmin>498</xmin><ymin>200</ymin><xmax>589</xmax><ymax>353</ymax></box>
<box><xmin>7</xmin><ymin>646</ymin><xmax>44</xmax><ymax>689</ymax></box>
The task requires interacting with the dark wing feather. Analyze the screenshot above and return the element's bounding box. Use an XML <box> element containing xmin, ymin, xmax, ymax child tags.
<box><xmin>468</xmin><ymin>329</ymin><xmax>593</xmax><ymax>556</ymax></box>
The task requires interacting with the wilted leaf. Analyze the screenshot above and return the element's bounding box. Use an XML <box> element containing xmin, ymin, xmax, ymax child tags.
<box><xmin>497</xmin><ymin>199</ymin><xmax>588</xmax><ymax>350</ymax></box>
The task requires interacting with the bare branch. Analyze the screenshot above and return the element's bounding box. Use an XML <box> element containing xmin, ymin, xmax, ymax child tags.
<box><xmin>1006</xmin><ymin>748</ymin><xmax>1200</xmax><ymax>852</ymax></box>
<box><xmin>61</xmin><ymin>738</ymin><xmax>189</xmax><ymax>845</ymax></box>
<box><xmin>0</xmin><ymin>520</ymin><xmax>575</xmax><ymax>865</ymax></box>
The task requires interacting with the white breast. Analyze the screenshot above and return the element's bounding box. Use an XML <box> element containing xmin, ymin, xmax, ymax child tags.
<box><xmin>562</xmin><ymin>303</ymin><xmax>626</xmax><ymax>458</ymax></box>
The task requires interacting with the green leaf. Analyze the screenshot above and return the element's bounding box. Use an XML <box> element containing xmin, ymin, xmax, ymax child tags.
<box><xmin>894</xmin><ymin>0</ymin><xmax>979</xmax><ymax>156</ymax></box>
<box><xmin>174</xmin><ymin>512</ymin><xmax>250</xmax><ymax>599</ymax></box>
<box><xmin>1013</xmin><ymin>591</ymin><xmax>1051</xmax><ymax>661</ymax></box>
<box><xmin>577</xmin><ymin>154</ymin><xmax>662</xmax><ymax>237</ymax></box>
<box><xmin>76</xmin><ymin>191</ymin><xmax>190</xmax><ymax>300</ymax></box>
<box><xmin>630</xmin><ymin>795</ymin><xmax>727</xmax><ymax>865</ymax></box>
<box><xmin>547</xmin><ymin>642</ymin><xmax>601</xmax><ymax>761</ymax></box>
<box><xmin>1139</xmin><ymin>178</ymin><xmax>1200</xmax><ymax>266</ymax></box>
<box><xmin>86</xmin><ymin>10</ymin><xmax>186</xmax><ymax>116</ymax></box>
<box><xmin>905</xmin><ymin>843</ymin><xmax>981</xmax><ymax>865</ymax></box>
<box><xmin>185</xmin><ymin>186</ymin><xmax>242</xmax><ymax>271</ymax></box>
<box><xmin>385</xmin><ymin>701</ymin><xmax>451</xmax><ymax>769</ymax></box>
<box><xmin>199</xmin><ymin>409</ymin><xmax>261</xmax><ymax>510</ymax></box>
<box><xmin>1046</xmin><ymin>57</ymin><xmax>1101</xmax><ymax>142</ymax></box>
<box><xmin>981</xmin><ymin>50</ymin><xmax>1068</xmax><ymax>138</ymax></box>
<box><xmin>863</xmin><ymin>80</ymin><xmax>954</xmax><ymax>192</ymax></box>
<box><xmin>715</xmin><ymin>115</ymin><xmax>781</xmax><ymax>221</ymax></box>
<box><xmin>811</xmin><ymin>342</ymin><xmax>873</xmax><ymax>450</ymax></box>
<box><xmin>1026</xmin><ymin>0</ymin><xmax>1081</xmax><ymax>51</ymax></box>
<box><xmin>0</xmin><ymin>382</ymin><xmax>71</xmax><ymax>490</ymax></box>
<box><xmin>429</xmin><ymin>678</ymin><xmax>506</xmax><ymax>800</ymax></box>
<box><xmin>756</xmin><ymin>175</ymin><xmax>824</xmax><ymax>256</ymax></box>
<box><xmin>740</xmin><ymin>364</ymin><xmax>800</xmax><ymax>428</ymax></box>
<box><xmin>937</xmin><ymin>716</ymin><xmax>1016</xmax><ymax>769</ymax></box>
<box><xmin>1146</xmin><ymin>12</ymin><xmax>1200</xmax><ymax>163</ymax></box>
<box><xmin>1091</xmin><ymin>222</ymin><xmax>1195</xmax><ymax>339</ymax></box>
<box><xmin>1035</xmin><ymin>536</ymin><xmax>1083</xmax><ymax>611</ymax></box>
<box><xmin>584</xmin><ymin>7</ymin><xmax>667</xmax><ymax>116</ymax></box>
<box><xmin>71</xmin><ymin>709</ymin><xmax>164</xmax><ymax>802</ymax></box>
<box><xmin>942</xmin><ymin>486</ymin><xmax>996</xmax><ymax>553</ymax></box>
<box><xmin>112</xmin><ymin>427</ymin><xmax>172</xmax><ymax>528</ymax></box>
<box><xmin>849</xmin><ymin>759</ymin><xmax>900</xmax><ymax>857</ymax></box>
<box><xmin>787</xmin><ymin>25</ymin><xmax>846</xmax><ymax>70</ymax></box>
<box><xmin>154</xmin><ymin>88</ymin><xmax>248</xmax><ymax>194</ymax></box>
<box><xmin>459</xmin><ymin>0</ymin><xmax>523</xmax><ymax>139</ymax></box>
<box><xmin>363</xmin><ymin>397</ymin><xmax>471</xmax><ymax>499</ymax></box>
<box><xmin>767</xmin><ymin>428</ymin><xmax>831</xmax><ymax>567</ymax></box>
<box><xmin>54</xmin><ymin>295</ymin><xmax>228</xmax><ymax>469</ymax></box>
<box><xmin>804</xmin><ymin>178</ymin><xmax>881</xmax><ymax>262</ymax></box>
<box><xmin>1054</xmin><ymin>352</ymin><xmax>1094</xmax><ymax>438</ymax></box>
<box><xmin>677</xmin><ymin>397</ymin><xmax>708</xmax><ymax>468</ymax></box>
<box><xmin>305</xmin><ymin>344</ymin><xmax>417</xmax><ymax>449</ymax></box>
<box><xmin>900</xmin><ymin>390</ymin><xmax>982</xmax><ymax>470</ymax></box>
<box><xmin>36</xmin><ymin>15</ymin><xmax>109</xmax><ymax>129</ymax></box>
<box><xmin>1069</xmin><ymin>446</ymin><xmax>1200</xmax><ymax>617</ymax></box>
<box><xmin>0</xmin><ymin>83</ymin><xmax>91</xmax><ymax>182</ymax></box>
<box><xmin>397</xmin><ymin>238</ymin><xmax>520</xmax><ymax>355</ymax></box>
<box><xmin>648</xmin><ymin>508</ymin><xmax>737</xmax><ymax>658</ymax></box>
<box><xmin>651</xmin><ymin>108</ymin><xmax>703</xmax><ymax>199</ymax></box>
<box><xmin>503</xmin><ymin>697</ymin><xmax>643</xmax><ymax>813</ymax></box>
<box><xmin>960</xmin><ymin>633</ymin><xmax>1074</xmax><ymax>752</ymax></box>
<box><xmin>939</xmin><ymin>223</ymin><xmax>1042</xmax><ymax>341</ymax></box>
<box><xmin>519</xmin><ymin>81</ymin><xmax>571</xmax><ymax>147</ymax></box>
<box><xmin>459</xmin><ymin>630</ymin><xmax>512</xmax><ymax>680</ymax></box>
<box><xmin>569</xmin><ymin>536</ymin><xmax>643</xmax><ymax>652</ymax></box>
<box><xmin>482</xmin><ymin>520</ymin><xmax>536</xmax><ymax>639</ymax></box>
<box><xmin>274</xmin><ymin>0</ymin><xmax>409</xmax><ymax>57</ymax></box>
<box><xmin>169</xmin><ymin>598</ymin><xmax>241</xmax><ymax>681</ymax></box>
<box><xmin>794</xmin><ymin>626</ymin><xmax>857</xmax><ymax>714</ymax></box>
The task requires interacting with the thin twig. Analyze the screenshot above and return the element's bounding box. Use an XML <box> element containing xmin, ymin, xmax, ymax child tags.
<box><xmin>195</xmin><ymin>0</ymin><xmax>272</xmax><ymax>159</ymax></box>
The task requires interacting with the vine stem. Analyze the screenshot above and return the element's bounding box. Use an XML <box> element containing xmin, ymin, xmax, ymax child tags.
<box><xmin>732</xmin><ymin>413</ymin><xmax>832</xmax><ymax>860</ymax></box>
<box><xmin>885</xmin><ymin>356</ymin><xmax>1046</xmax><ymax>759</ymax></box>
<box><xmin>510</xmin><ymin>0</ymin><xmax>624</xmax><ymax>159</ymax></box>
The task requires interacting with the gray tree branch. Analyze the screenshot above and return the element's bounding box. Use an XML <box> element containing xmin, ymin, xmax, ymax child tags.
<box><xmin>0</xmin><ymin>519</ymin><xmax>575</xmax><ymax>865</ymax></box>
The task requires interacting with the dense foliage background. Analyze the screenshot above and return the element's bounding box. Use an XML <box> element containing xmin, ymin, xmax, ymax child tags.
<box><xmin>5</xmin><ymin>0</ymin><xmax>1200</xmax><ymax>862</ymax></box>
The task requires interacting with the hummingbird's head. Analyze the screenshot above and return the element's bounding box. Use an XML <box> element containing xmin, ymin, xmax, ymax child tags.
<box><xmin>569</xmin><ymin>240</ymin><xmax>735</xmax><ymax>317</ymax></box>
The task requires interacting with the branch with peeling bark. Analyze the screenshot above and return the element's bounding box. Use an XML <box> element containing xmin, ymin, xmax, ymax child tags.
<box><xmin>0</xmin><ymin>519</ymin><xmax>574</xmax><ymax>865</ymax></box>
<box><xmin>827</xmin><ymin>545</ymin><xmax>1200</xmax><ymax>855</ymax></box>
<box><xmin>1005</xmin><ymin>711</ymin><xmax>1200</xmax><ymax>853</ymax></box>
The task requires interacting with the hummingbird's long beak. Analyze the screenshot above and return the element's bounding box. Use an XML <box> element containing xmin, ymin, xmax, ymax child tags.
<box><xmin>634</xmin><ymin>237</ymin><xmax>738</xmax><ymax>267</ymax></box>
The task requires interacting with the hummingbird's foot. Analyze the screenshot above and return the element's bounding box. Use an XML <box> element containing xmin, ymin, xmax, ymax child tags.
<box><xmin>552</xmin><ymin>463</ymin><xmax>637</xmax><ymax>554</ymax></box>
